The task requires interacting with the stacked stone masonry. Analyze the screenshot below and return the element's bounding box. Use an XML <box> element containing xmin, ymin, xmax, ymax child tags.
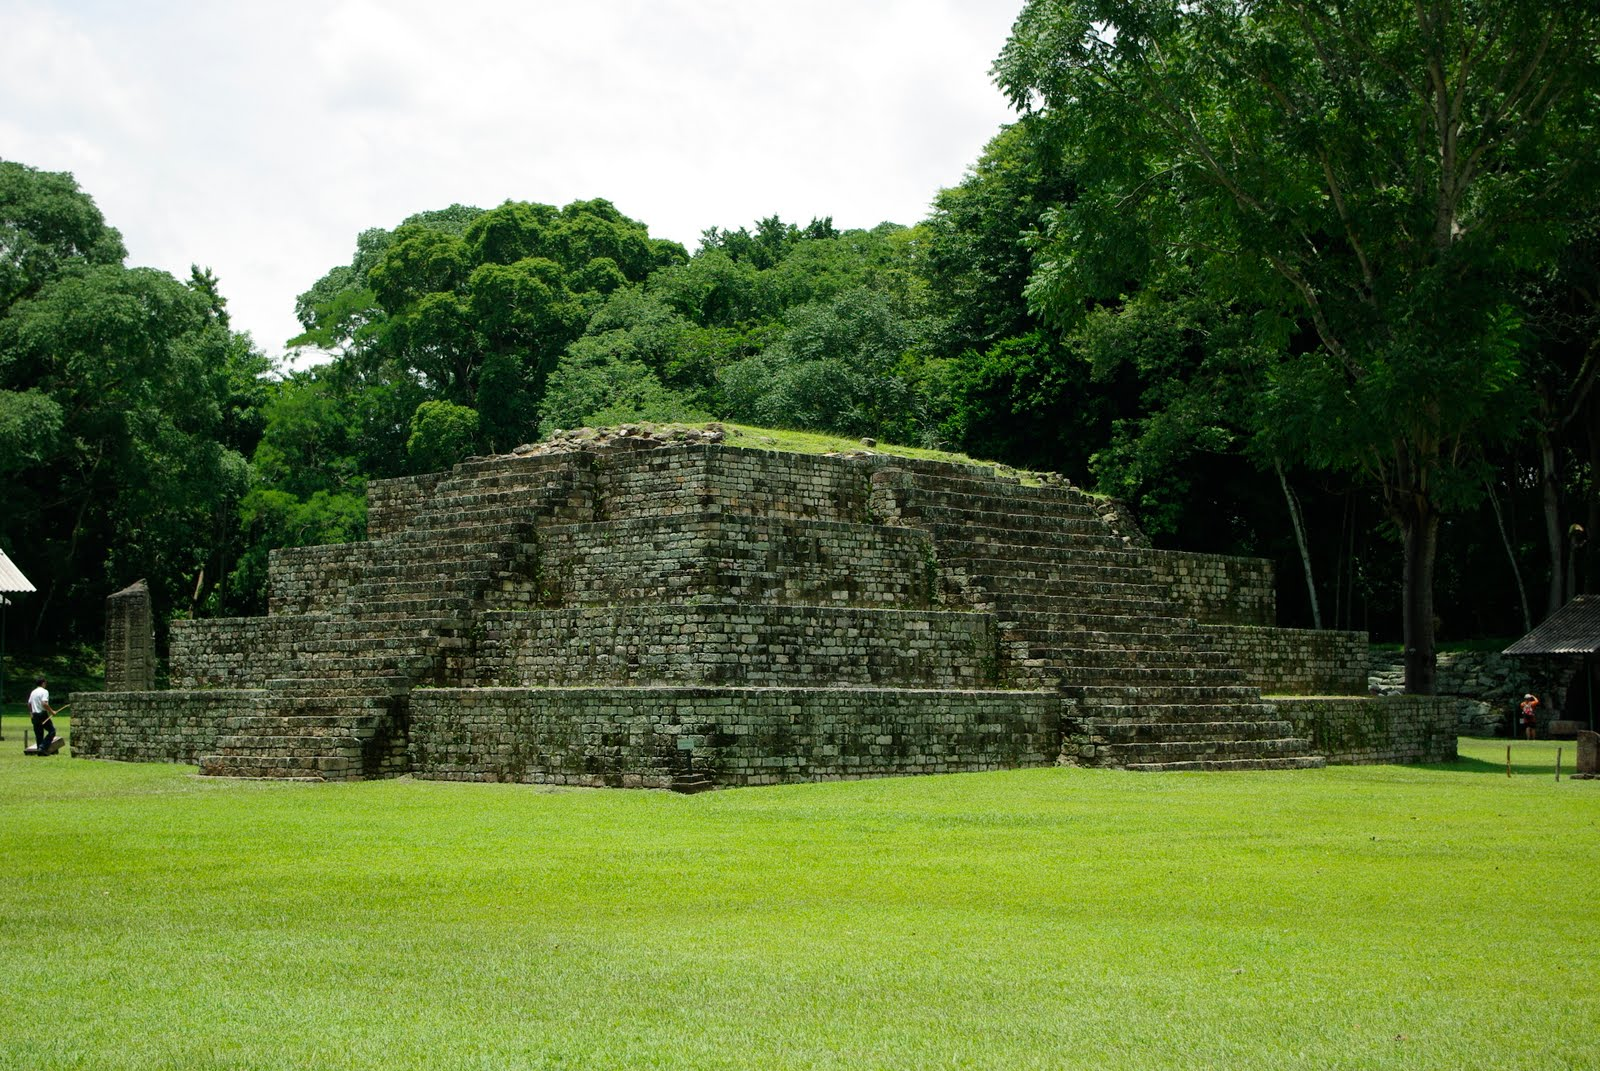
<box><xmin>1276</xmin><ymin>696</ymin><xmax>1459</xmax><ymax>765</ymax></box>
<box><xmin>74</xmin><ymin>441</ymin><xmax>1433</xmax><ymax>785</ymax></box>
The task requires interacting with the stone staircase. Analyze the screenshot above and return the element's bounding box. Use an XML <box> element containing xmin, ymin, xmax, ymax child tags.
<box><xmin>876</xmin><ymin>465</ymin><xmax>1324</xmax><ymax>771</ymax></box>
<box><xmin>198</xmin><ymin>458</ymin><xmax>594</xmax><ymax>780</ymax></box>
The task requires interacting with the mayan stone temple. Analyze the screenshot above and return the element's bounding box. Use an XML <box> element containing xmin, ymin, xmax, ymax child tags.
<box><xmin>73</xmin><ymin>430</ymin><xmax>1457</xmax><ymax>787</ymax></box>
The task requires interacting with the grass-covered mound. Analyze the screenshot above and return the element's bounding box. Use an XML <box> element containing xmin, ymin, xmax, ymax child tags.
<box><xmin>559</xmin><ymin>420</ymin><xmax>1069</xmax><ymax>487</ymax></box>
<box><xmin>2</xmin><ymin>729</ymin><xmax>1593</xmax><ymax>1070</ymax></box>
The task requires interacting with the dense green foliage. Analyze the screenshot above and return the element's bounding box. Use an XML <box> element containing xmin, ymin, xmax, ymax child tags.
<box><xmin>2</xmin><ymin>732</ymin><xmax>1593</xmax><ymax>1069</ymax></box>
<box><xmin>0</xmin><ymin>160</ymin><xmax>268</xmax><ymax>651</ymax></box>
<box><xmin>992</xmin><ymin>0</ymin><xmax>1600</xmax><ymax>686</ymax></box>
<box><xmin>3</xmin><ymin>2</ymin><xmax>1596</xmax><ymax>664</ymax></box>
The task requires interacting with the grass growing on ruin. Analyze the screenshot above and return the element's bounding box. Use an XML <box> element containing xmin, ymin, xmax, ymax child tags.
<box><xmin>2</xmin><ymin>731</ymin><xmax>1595</xmax><ymax>1071</ymax></box>
<box><xmin>642</xmin><ymin>421</ymin><xmax>1063</xmax><ymax>486</ymax></box>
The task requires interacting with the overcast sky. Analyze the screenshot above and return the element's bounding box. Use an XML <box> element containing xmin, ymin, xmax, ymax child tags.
<box><xmin>2</xmin><ymin>1</ymin><xmax>1024</xmax><ymax>363</ymax></box>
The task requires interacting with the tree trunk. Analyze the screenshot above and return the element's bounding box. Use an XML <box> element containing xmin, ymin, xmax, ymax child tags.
<box><xmin>1540</xmin><ymin>427</ymin><xmax>1564</xmax><ymax>618</ymax></box>
<box><xmin>1394</xmin><ymin>494</ymin><xmax>1440</xmax><ymax>695</ymax></box>
<box><xmin>1485</xmin><ymin>478</ymin><xmax>1532</xmax><ymax>634</ymax></box>
<box><xmin>1587</xmin><ymin>394</ymin><xmax>1599</xmax><ymax>595</ymax></box>
<box><xmin>1275</xmin><ymin>460</ymin><xmax>1322</xmax><ymax>628</ymax></box>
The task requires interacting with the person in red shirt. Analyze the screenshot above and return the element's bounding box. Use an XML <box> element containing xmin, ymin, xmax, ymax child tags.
<box><xmin>1518</xmin><ymin>694</ymin><xmax>1540</xmax><ymax>740</ymax></box>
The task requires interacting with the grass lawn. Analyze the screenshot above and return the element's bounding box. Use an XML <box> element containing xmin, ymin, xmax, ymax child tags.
<box><xmin>2</xmin><ymin>724</ymin><xmax>1595</xmax><ymax>1071</ymax></box>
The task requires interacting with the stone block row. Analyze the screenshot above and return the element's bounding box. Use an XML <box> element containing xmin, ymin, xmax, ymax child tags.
<box><xmin>1198</xmin><ymin>624</ymin><xmax>1368</xmax><ymax>696</ymax></box>
<box><xmin>470</xmin><ymin>605</ymin><xmax>998</xmax><ymax>688</ymax></box>
<box><xmin>1142</xmin><ymin>551</ymin><xmax>1276</xmax><ymax>627</ymax></box>
<box><xmin>524</xmin><ymin>514</ymin><xmax>936</xmax><ymax>610</ymax></box>
<box><xmin>408</xmin><ymin>686</ymin><xmax>1068</xmax><ymax>788</ymax></box>
<box><xmin>1276</xmin><ymin>696</ymin><xmax>1459</xmax><ymax>765</ymax></box>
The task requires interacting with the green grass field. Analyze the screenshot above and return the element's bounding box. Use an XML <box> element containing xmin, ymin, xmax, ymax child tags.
<box><xmin>2</xmin><ymin>723</ymin><xmax>1595</xmax><ymax>1070</ymax></box>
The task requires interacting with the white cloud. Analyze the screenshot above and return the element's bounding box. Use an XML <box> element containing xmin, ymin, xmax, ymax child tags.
<box><xmin>1</xmin><ymin>0</ymin><xmax>1022</xmax><ymax>356</ymax></box>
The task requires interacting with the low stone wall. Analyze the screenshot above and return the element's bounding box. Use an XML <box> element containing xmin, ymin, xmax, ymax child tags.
<box><xmin>474</xmin><ymin>606</ymin><xmax>997</xmax><ymax>688</ymax></box>
<box><xmin>268</xmin><ymin>543</ymin><xmax>375</xmax><ymax>615</ymax></box>
<box><xmin>1367</xmin><ymin>649</ymin><xmax>1578</xmax><ymax>732</ymax></box>
<box><xmin>1202</xmin><ymin>624</ymin><xmax>1368</xmax><ymax>695</ymax></box>
<box><xmin>409</xmin><ymin>686</ymin><xmax>1067</xmax><ymax>788</ymax></box>
<box><xmin>71</xmin><ymin>690</ymin><xmax>259</xmax><ymax>764</ymax></box>
<box><xmin>170</xmin><ymin>617</ymin><xmax>293</xmax><ymax>688</ymax></box>
<box><xmin>1276</xmin><ymin>696</ymin><xmax>1458</xmax><ymax>765</ymax></box>
<box><xmin>366</xmin><ymin>471</ymin><xmax>445</xmax><ymax>538</ymax></box>
<box><xmin>1143</xmin><ymin>550</ymin><xmax>1275</xmax><ymax>626</ymax></box>
<box><xmin>533</xmin><ymin>515</ymin><xmax>934</xmax><ymax>608</ymax></box>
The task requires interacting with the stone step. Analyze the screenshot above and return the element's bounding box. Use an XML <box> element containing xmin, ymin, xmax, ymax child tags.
<box><xmin>1074</xmin><ymin>683</ymin><xmax>1264</xmax><ymax>703</ymax></box>
<box><xmin>349</xmin><ymin>545</ymin><xmax>527</xmax><ymax>573</ymax></box>
<box><xmin>1122</xmin><ymin>756</ymin><xmax>1328</xmax><ymax>773</ymax></box>
<box><xmin>339</xmin><ymin>596</ymin><xmax>479</xmax><ymax>618</ymax></box>
<box><xmin>1026</xmin><ymin>645</ymin><xmax>1232</xmax><ymax>668</ymax></box>
<box><xmin>936</xmin><ymin>537</ymin><xmax>1145</xmax><ymax>570</ymax></box>
<box><xmin>1092</xmin><ymin>719</ymin><xmax>1301</xmax><ymax>744</ymax></box>
<box><xmin>264</xmin><ymin>675</ymin><xmax>415</xmax><ymax>696</ymax></box>
<box><xmin>980</xmin><ymin>591</ymin><xmax>1180</xmax><ymax>618</ymax></box>
<box><xmin>1003</xmin><ymin>624</ymin><xmax>1211</xmax><ymax>651</ymax></box>
<box><xmin>908</xmin><ymin>503</ymin><xmax>1118</xmax><ymax>540</ymax></box>
<box><xmin>197</xmin><ymin>752</ymin><xmax>359</xmax><ymax>780</ymax></box>
<box><xmin>926</xmin><ymin>521</ymin><xmax>1127</xmax><ymax>554</ymax></box>
<box><xmin>1076</xmin><ymin>701</ymin><xmax>1282</xmax><ymax>724</ymax></box>
<box><xmin>945</xmin><ymin>559</ymin><xmax>1164</xmax><ymax>594</ymax></box>
<box><xmin>387</xmin><ymin>515</ymin><xmax>533</xmax><ymax>544</ymax></box>
<box><xmin>891</xmin><ymin>477</ymin><xmax>1103</xmax><ymax>518</ymax></box>
<box><xmin>349</xmin><ymin>575</ymin><xmax>511</xmax><ymax>600</ymax></box>
<box><xmin>1059</xmin><ymin>663</ymin><xmax>1246</xmax><ymax>686</ymax></box>
<box><xmin>1094</xmin><ymin>736</ymin><xmax>1315</xmax><ymax>763</ymax></box>
<box><xmin>995</xmin><ymin>607</ymin><xmax>1199</xmax><ymax>635</ymax></box>
<box><xmin>275</xmin><ymin>635</ymin><xmax>466</xmax><ymax>658</ymax></box>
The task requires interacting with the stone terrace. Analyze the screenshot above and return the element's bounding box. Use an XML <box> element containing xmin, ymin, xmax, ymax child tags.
<box><xmin>74</xmin><ymin>439</ymin><xmax>1396</xmax><ymax>786</ymax></box>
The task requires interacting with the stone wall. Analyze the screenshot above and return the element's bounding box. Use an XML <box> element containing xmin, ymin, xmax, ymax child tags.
<box><xmin>473</xmin><ymin>606</ymin><xmax>997</xmax><ymax>688</ymax></box>
<box><xmin>366</xmin><ymin>471</ymin><xmax>448</xmax><ymax>538</ymax></box>
<box><xmin>169</xmin><ymin>617</ymin><xmax>307</xmax><ymax>688</ymax></box>
<box><xmin>529</xmin><ymin>515</ymin><xmax>935</xmax><ymax>609</ymax></box>
<box><xmin>1143</xmin><ymin>550</ymin><xmax>1275</xmax><ymax>626</ymax></box>
<box><xmin>267</xmin><ymin>543</ymin><xmax>375</xmax><ymax>616</ymax></box>
<box><xmin>1201</xmin><ymin>625</ymin><xmax>1368</xmax><ymax>695</ymax></box>
<box><xmin>409</xmin><ymin>686</ymin><xmax>1067</xmax><ymax>787</ymax></box>
<box><xmin>599</xmin><ymin>446</ymin><xmax>872</xmax><ymax>524</ymax></box>
<box><xmin>1275</xmin><ymin>696</ymin><xmax>1458</xmax><ymax>765</ymax></box>
<box><xmin>1367</xmin><ymin>649</ymin><xmax>1578</xmax><ymax>732</ymax></box>
<box><xmin>71</xmin><ymin>690</ymin><xmax>257</xmax><ymax>763</ymax></box>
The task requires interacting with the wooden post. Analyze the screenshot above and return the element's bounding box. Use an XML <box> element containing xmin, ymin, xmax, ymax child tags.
<box><xmin>1556</xmin><ymin>748</ymin><xmax>1562</xmax><ymax>782</ymax></box>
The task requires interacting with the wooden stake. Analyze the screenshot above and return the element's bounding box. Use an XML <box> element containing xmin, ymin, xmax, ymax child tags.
<box><xmin>1556</xmin><ymin>748</ymin><xmax>1562</xmax><ymax>782</ymax></box>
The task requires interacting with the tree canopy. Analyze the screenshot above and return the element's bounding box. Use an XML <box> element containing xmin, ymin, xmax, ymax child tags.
<box><xmin>992</xmin><ymin>0</ymin><xmax>1600</xmax><ymax>690</ymax></box>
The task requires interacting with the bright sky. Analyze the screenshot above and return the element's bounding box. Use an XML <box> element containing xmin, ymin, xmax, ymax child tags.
<box><xmin>2</xmin><ymin>0</ymin><xmax>1024</xmax><ymax>363</ymax></box>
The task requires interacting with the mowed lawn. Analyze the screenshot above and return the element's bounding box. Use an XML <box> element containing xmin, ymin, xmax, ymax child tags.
<box><xmin>2</xmin><ymin>722</ymin><xmax>1595</xmax><ymax>1071</ymax></box>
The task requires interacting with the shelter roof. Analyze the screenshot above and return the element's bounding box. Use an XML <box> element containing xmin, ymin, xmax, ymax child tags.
<box><xmin>0</xmin><ymin>550</ymin><xmax>34</xmax><ymax>594</ymax></box>
<box><xmin>1503</xmin><ymin>596</ymin><xmax>1600</xmax><ymax>656</ymax></box>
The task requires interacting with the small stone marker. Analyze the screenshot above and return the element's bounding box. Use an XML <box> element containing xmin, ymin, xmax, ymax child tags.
<box><xmin>1575</xmin><ymin>731</ymin><xmax>1598</xmax><ymax>780</ymax></box>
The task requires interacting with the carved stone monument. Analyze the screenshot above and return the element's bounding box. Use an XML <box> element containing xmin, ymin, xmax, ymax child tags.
<box><xmin>105</xmin><ymin>580</ymin><xmax>157</xmax><ymax>692</ymax></box>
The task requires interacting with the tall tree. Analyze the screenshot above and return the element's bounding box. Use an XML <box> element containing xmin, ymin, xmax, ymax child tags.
<box><xmin>995</xmin><ymin>0</ymin><xmax>1600</xmax><ymax>692</ymax></box>
<box><xmin>1</xmin><ymin>160</ymin><xmax>268</xmax><ymax>641</ymax></box>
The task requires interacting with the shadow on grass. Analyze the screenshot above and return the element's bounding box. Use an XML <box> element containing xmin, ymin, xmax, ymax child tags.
<box><xmin>1420</xmin><ymin>738</ymin><xmax>1590</xmax><ymax>778</ymax></box>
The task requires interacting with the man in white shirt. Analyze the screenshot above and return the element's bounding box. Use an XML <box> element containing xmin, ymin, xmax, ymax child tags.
<box><xmin>28</xmin><ymin>677</ymin><xmax>60</xmax><ymax>755</ymax></box>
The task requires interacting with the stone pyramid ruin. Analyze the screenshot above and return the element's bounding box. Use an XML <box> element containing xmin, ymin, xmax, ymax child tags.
<box><xmin>76</xmin><ymin>431</ymin><xmax>1420</xmax><ymax>788</ymax></box>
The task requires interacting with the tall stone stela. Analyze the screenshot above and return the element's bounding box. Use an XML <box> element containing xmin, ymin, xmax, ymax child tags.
<box><xmin>105</xmin><ymin>579</ymin><xmax>157</xmax><ymax>692</ymax></box>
